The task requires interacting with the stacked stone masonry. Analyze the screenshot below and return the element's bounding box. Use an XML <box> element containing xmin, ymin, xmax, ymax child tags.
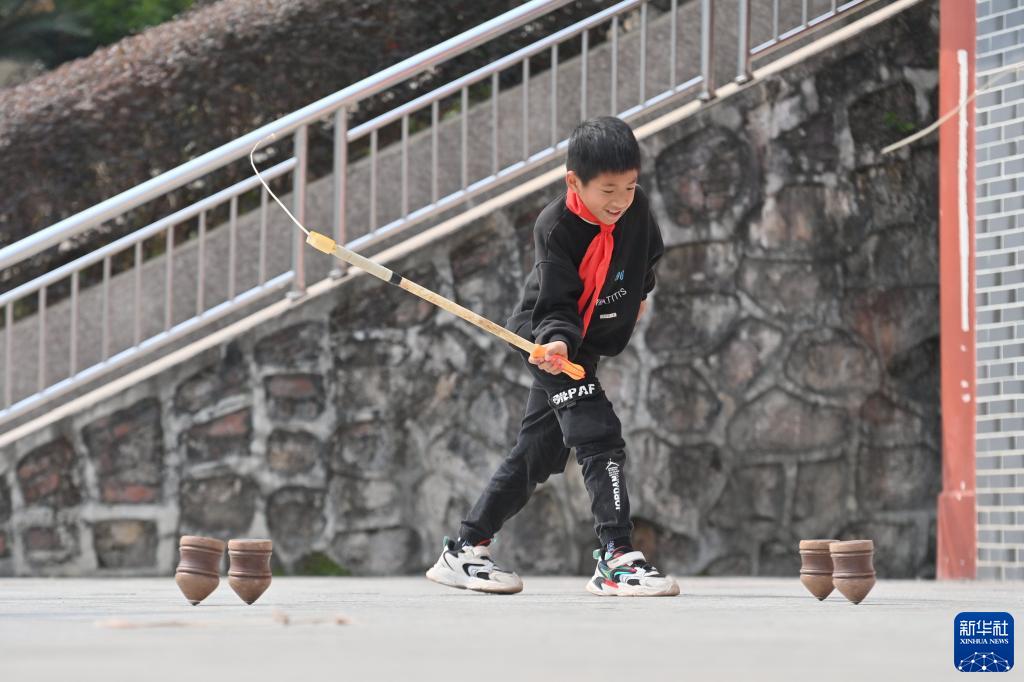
<box><xmin>0</xmin><ymin>4</ymin><xmax>942</xmax><ymax>578</ymax></box>
<box><xmin>975</xmin><ymin>0</ymin><xmax>1024</xmax><ymax>580</ymax></box>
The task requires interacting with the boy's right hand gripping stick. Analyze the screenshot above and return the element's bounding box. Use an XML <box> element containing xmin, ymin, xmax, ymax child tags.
<box><xmin>529</xmin><ymin>346</ymin><xmax>586</xmax><ymax>380</ymax></box>
<box><xmin>305</xmin><ymin>231</ymin><xmax>586</xmax><ymax>381</ymax></box>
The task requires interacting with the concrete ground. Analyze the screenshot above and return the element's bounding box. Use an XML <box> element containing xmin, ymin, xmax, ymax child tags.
<box><xmin>0</xmin><ymin>576</ymin><xmax>1018</xmax><ymax>681</ymax></box>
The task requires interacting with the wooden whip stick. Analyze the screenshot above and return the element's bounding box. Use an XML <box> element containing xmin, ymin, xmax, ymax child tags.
<box><xmin>248</xmin><ymin>133</ymin><xmax>583</xmax><ymax>380</ymax></box>
<box><xmin>305</xmin><ymin>231</ymin><xmax>586</xmax><ymax>380</ymax></box>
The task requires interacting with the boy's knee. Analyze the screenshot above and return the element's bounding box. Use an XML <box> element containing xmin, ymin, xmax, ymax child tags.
<box><xmin>511</xmin><ymin>442</ymin><xmax>570</xmax><ymax>485</ymax></box>
<box><xmin>575</xmin><ymin>442</ymin><xmax>626</xmax><ymax>465</ymax></box>
<box><xmin>539</xmin><ymin>448</ymin><xmax>572</xmax><ymax>482</ymax></box>
<box><xmin>558</xmin><ymin>403</ymin><xmax>624</xmax><ymax>453</ymax></box>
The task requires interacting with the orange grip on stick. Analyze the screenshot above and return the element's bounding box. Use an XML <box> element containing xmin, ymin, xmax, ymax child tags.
<box><xmin>530</xmin><ymin>345</ymin><xmax>586</xmax><ymax>381</ymax></box>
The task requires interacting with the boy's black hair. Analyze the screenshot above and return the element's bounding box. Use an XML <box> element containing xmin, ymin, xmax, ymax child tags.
<box><xmin>566</xmin><ymin>116</ymin><xmax>641</xmax><ymax>184</ymax></box>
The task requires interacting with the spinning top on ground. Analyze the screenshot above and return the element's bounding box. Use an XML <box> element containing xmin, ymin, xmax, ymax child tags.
<box><xmin>798</xmin><ymin>539</ymin><xmax>839</xmax><ymax>601</ymax></box>
<box><xmin>830</xmin><ymin>539</ymin><xmax>876</xmax><ymax>604</ymax></box>
<box><xmin>228</xmin><ymin>539</ymin><xmax>273</xmax><ymax>605</ymax></box>
<box><xmin>175</xmin><ymin>535</ymin><xmax>225</xmax><ymax>605</ymax></box>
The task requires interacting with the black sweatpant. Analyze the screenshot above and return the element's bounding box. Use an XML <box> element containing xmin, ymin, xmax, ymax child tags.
<box><xmin>459</xmin><ymin>348</ymin><xmax>632</xmax><ymax>547</ymax></box>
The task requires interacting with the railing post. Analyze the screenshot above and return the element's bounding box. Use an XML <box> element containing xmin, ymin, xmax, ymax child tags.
<box><xmin>228</xmin><ymin>197</ymin><xmax>238</xmax><ymax>300</ymax></box>
<box><xmin>133</xmin><ymin>242</ymin><xmax>142</xmax><ymax>345</ymax></box>
<box><xmin>37</xmin><ymin>288</ymin><xmax>46</xmax><ymax>391</ymax></box>
<box><xmin>4</xmin><ymin>304</ymin><xmax>11</xmax><ymax>408</ymax></box>
<box><xmin>332</xmin><ymin>107</ymin><xmax>348</xmax><ymax>279</ymax></box>
<box><xmin>611</xmin><ymin>17</ymin><xmax>619</xmax><ymax>114</ymax></box>
<box><xmin>669</xmin><ymin>0</ymin><xmax>678</xmax><ymax>89</ymax></box>
<box><xmin>197</xmin><ymin>212</ymin><xmax>207</xmax><ymax>312</ymax></box>
<box><xmin>289</xmin><ymin>125</ymin><xmax>308</xmax><ymax>299</ymax></box>
<box><xmin>461</xmin><ymin>87</ymin><xmax>469</xmax><ymax>189</ymax></box>
<box><xmin>639</xmin><ymin>1</ymin><xmax>647</xmax><ymax>105</ymax></box>
<box><xmin>101</xmin><ymin>258</ymin><xmax>111</xmax><ymax>360</ymax></box>
<box><xmin>736</xmin><ymin>0</ymin><xmax>752</xmax><ymax>83</ymax></box>
<box><xmin>522</xmin><ymin>59</ymin><xmax>531</xmax><ymax>161</ymax></box>
<box><xmin>165</xmin><ymin>225</ymin><xmax>174</xmax><ymax>329</ymax></box>
<box><xmin>549</xmin><ymin>45</ymin><xmax>558</xmax><ymax>146</ymax></box>
<box><xmin>70</xmin><ymin>271</ymin><xmax>79</xmax><ymax>375</ymax></box>
<box><xmin>700</xmin><ymin>0</ymin><xmax>716</xmax><ymax>101</ymax></box>
<box><xmin>581</xmin><ymin>29</ymin><xmax>589</xmax><ymax>121</ymax></box>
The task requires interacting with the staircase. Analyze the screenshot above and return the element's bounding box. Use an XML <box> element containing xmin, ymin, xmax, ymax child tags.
<box><xmin>0</xmin><ymin>0</ymin><xmax>902</xmax><ymax>440</ymax></box>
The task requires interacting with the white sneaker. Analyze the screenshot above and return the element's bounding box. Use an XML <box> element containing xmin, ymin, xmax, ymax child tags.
<box><xmin>585</xmin><ymin>548</ymin><xmax>679</xmax><ymax>597</ymax></box>
<box><xmin>425</xmin><ymin>537</ymin><xmax>524</xmax><ymax>594</ymax></box>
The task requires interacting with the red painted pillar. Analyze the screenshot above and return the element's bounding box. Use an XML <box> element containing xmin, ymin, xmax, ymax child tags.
<box><xmin>936</xmin><ymin>0</ymin><xmax>976</xmax><ymax>580</ymax></box>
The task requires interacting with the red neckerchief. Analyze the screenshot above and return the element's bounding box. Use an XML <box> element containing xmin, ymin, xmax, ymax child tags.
<box><xmin>566</xmin><ymin>188</ymin><xmax>616</xmax><ymax>337</ymax></box>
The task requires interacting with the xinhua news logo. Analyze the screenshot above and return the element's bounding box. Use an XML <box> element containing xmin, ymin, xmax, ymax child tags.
<box><xmin>954</xmin><ymin>612</ymin><xmax>1014</xmax><ymax>672</ymax></box>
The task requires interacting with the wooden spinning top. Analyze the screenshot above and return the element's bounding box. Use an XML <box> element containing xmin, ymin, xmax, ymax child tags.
<box><xmin>227</xmin><ymin>539</ymin><xmax>273</xmax><ymax>605</ymax></box>
<box><xmin>830</xmin><ymin>539</ymin><xmax>876</xmax><ymax>604</ymax></box>
<box><xmin>175</xmin><ymin>535</ymin><xmax>225</xmax><ymax>605</ymax></box>
<box><xmin>798</xmin><ymin>539</ymin><xmax>839</xmax><ymax>600</ymax></box>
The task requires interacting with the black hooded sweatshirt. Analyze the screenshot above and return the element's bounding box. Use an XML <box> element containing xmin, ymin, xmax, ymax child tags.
<box><xmin>506</xmin><ymin>184</ymin><xmax>665</xmax><ymax>359</ymax></box>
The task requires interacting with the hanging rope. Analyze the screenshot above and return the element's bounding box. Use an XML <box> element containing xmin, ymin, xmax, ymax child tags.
<box><xmin>882</xmin><ymin>60</ymin><xmax>1024</xmax><ymax>155</ymax></box>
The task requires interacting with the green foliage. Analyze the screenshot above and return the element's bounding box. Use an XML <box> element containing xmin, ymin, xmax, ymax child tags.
<box><xmin>883</xmin><ymin>111</ymin><xmax>917</xmax><ymax>134</ymax></box>
<box><xmin>0</xmin><ymin>0</ymin><xmax>91</xmax><ymax>66</ymax></box>
<box><xmin>0</xmin><ymin>0</ymin><xmax>196</xmax><ymax>68</ymax></box>
<box><xmin>293</xmin><ymin>551</ymin><xmax>351</xmax><ymax>577</ymax></box>
<box><xmin>58</xmin><ymin>0</ymin><xmax>196</xmax><ymax>46</ymax></box>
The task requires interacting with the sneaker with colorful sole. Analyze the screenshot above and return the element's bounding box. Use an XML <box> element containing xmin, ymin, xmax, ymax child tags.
<box><xmin>585</xmin><ymin>548</ymin><xmax>679</xmax><ymax>597</ymax></box>
<box><xmin>425</xmin><ymin>537</ymin><xmax>523</xmax><ymax>594</ymax></box>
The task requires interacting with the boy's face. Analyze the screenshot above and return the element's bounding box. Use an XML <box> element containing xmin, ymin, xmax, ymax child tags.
<box><xmin>567</xmin><ymin>169</ymin><xmax>639</xmax><ymax>225</ymax></box>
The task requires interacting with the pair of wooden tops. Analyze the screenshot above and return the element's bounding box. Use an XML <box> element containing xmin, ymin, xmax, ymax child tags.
<box><xmin>175</xmin><ymin>536</ymin><xmax>273</xmax><ymax>606</ymax></box>
<box><xmin>799</xmin><ymin>539</ymin><xmax>876</xmax><ymax>604</ymax></box>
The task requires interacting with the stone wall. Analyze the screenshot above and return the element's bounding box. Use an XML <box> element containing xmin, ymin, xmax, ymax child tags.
<box><xmin>0</xmin><ymin>2</ymin><xmax>941</xmax><ymax>578</ymax></box>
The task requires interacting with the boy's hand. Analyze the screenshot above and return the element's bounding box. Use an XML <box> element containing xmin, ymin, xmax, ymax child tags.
<box><xmin>530</xmin><ymin>340</ymin><xmax>569</xmax><ymax>375</ymax></box>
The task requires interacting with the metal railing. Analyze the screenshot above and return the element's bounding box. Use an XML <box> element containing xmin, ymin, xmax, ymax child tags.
<box><xmin>0</xmin><ymin>0</ymin><xmax>875</xmax><ymax>430</ymax></box>
<box><xmin>736</xmin><ymin>0</ymin><xmax>872</xmax><ymax>82</ymax></box>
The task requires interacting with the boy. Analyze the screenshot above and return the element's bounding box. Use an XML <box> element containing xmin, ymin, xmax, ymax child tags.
<box><xmin>426</xmin><ymin>117</ymin><xmax>675</xmax><ymax>597</ymax></box>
